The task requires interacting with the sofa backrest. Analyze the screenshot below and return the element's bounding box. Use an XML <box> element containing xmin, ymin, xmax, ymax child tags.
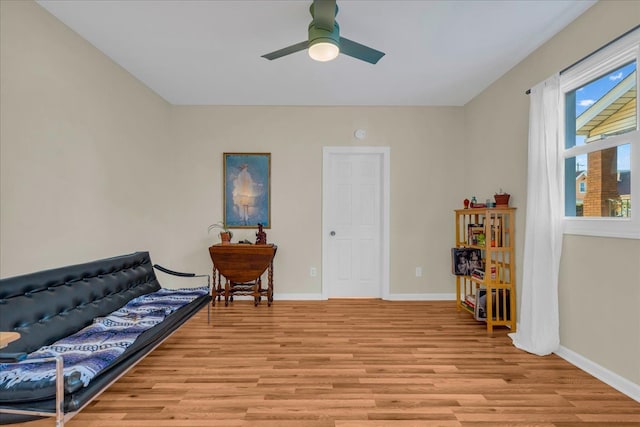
<box><xmin>0</xmin><ymin>252</ymin><xmax>161</xmax><ymax>354</ymax></box>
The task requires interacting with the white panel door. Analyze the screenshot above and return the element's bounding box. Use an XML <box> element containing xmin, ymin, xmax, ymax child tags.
<box><xmin>323</xmin><ymin>149</ymin><xmax>386</xmax><ymax>298</ymax></box>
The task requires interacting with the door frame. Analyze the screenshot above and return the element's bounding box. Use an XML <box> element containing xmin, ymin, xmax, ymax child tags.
<box><xmin>322</xmin><ymin>146</ymin><xmax>390</xmax><ymax>299</ymax></box>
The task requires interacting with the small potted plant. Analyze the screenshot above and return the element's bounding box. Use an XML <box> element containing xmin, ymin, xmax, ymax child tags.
<box><xmin>494</xmin><ymin>189</ymin><xmax>511</xmax><ymax>207</ymax></box>
<box><xmin>208</xmin><ymin>221</ymin><xmax>233</xmax><ymax>244</ymax></box>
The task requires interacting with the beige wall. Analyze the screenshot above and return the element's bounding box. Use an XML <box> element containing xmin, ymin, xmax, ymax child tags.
<box><xmin>0</xmin><ymin>0</ymin><xmax>172</xmax><ymax>276</ymax></box>
<box><xmin>1</xmin><ymin>0</ymin><xmax>638</xmax><ymax>391</ymax></box>
<box><xmin>169</xmin><ymin>106</ymin><xmax>465</xmax><ymax>295</ymax></box>
<box><xmin>464</xmin><ymin>0</ymin><xmax>640</xmax><ymax>385</ymax></box>
<box><xmin>559</xmin><ymin>236</ymin><xmax>640</xmax><ymax>383</ymax></box>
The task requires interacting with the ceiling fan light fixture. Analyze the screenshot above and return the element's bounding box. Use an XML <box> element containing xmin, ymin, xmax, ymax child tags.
<box><xmin>308</xmin><ymin>40</ymin><xmax>339</xmax><ymax>62</ymax></box>
<box><xmin>261</xmin><ymin>1</ymin><xmax>384</xmax><ymax>65</ymax></box>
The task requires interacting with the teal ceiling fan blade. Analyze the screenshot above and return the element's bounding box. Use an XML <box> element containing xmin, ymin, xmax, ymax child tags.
<box><xmin>339</xmin><ymin>37</ymin><xmax>385</xmax><ymax>64</ymax></box>
<box><xmin>261</xmin><ymin>41</ymin><xmax>309</xmax><ymax>60</ymax></box>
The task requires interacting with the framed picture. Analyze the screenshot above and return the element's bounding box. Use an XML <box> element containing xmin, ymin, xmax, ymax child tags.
<box><xmin>223</xmin><ymin>153</ymin><xmax>271</xmax><ymax>228</ymax></box>
<box><xmin>451</xmin><ymin>248</ymin><xmax>483</xmax><ymax>276</ymax></box>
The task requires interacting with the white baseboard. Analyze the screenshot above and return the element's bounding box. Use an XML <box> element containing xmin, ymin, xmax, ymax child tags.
<box><xmin>273</xmin><ymin>293</ymin><xmax>324</xmax><ymax>300</ymax></box>
<box><xmin>555</xmin><ymin>345</ymin><xmax>640</xmax><ymax>403</ymax></box>
<box><xmin>272</xmin><ymin>293</ymin><xmax>456</xmax><ymax>301</ymax></box>
<box><xmin>385</xmin><ymin>293</ymin><xmax>456</xmax><ymax>301</ymax></box>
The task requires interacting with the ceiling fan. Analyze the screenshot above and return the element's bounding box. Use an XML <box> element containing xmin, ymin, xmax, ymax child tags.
<box><xmin>261</xmin><ymin>0</ymin><xmax>385</xmax><ymax>64</ymax></box>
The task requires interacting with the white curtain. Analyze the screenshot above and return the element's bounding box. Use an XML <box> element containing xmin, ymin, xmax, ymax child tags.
<box><xmin>509</xmin><ymin>74</ymin><xmax>564</xmax><ymax>356</ymax></box>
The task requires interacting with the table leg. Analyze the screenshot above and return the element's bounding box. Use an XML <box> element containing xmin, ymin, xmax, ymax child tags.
<box><xmin>211</xmin><ymin>266</ymin><xmax>217</xmax><ymax>306</ymax></box>
<box><xmin>267</xmin><ymin>260</ymin><xmax>274</xmax><ymax>306</ymax></box>
<box><xmin>254</xmin><ymin>277</ymin><xmax>261</xmax><ymax>306</ymax></box>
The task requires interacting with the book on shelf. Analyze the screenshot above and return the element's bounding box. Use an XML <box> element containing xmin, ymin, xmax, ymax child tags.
<box><xmin>474</xmin><ymin>288</ymin><xmax>511</xmax><ymax>321</ymax></box>
<box><xmin>461</xmin><ymin>301</ymin><xmax>474</xmax><ymax>312</ymax></box>
<box><xmin>471</xmin><ymin>266</ymin><xmax>496</xmax><ymax>281</ymax></box>
<box><xmin>471</xmin><ymin>268</ymin><xmax>484</xmax><ymax>280</ymax></box>
<box><xmin>489</xmin><ymin>217</ymin><xmax>503</xmax><ymax>247</ymax></box>
<box><xmin>474</xmin><ymin>291</ymin><xmax>485</xmax><ymax>321</ymax></box>
<box><xmin>466</xmin><ymin>219</ymin><xmax>504</xmax><ymax>247</ymax></box>
<box><xmin>467</xmin><ymin>224</ymin><xmax>485</xmax><ymax>246</ymax></box>
<box><xmin>464</xmin><ymin>294</ymin><xmax>476</xmax><ymax>308</ymax></box>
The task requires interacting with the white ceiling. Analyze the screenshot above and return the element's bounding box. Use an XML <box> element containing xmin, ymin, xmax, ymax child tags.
<box><xmin>36</xmin><ymin>0</ymin><xmax>596</xmax><ymax>106</ymax></box>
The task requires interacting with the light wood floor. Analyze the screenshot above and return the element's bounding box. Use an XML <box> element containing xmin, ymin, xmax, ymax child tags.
<box><xmin>11</xmin><ymin>300</ymin><xmax>640</xmax><ymax>427</ymax></box>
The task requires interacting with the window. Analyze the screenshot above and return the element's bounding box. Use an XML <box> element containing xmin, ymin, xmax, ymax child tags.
<box><xmin>579</xmin><ymin>181</ymin><xmax>586</xmax><ymax>193</ymax></box>
<box><xmin>560</xmin><ymin>28</ymin><xmax>639</xmax><ymax>238</ymax></box>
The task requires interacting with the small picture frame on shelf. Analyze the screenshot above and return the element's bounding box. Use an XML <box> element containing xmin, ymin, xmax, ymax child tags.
<box><xmin>451</xmin><ymin>248</ymin><xmax>483</xmax><ymax>276</ymax></box>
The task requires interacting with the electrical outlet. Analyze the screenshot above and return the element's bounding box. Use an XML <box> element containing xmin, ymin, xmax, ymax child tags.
<box><xmin>310</xmin><ymin>267</ymin><xmax>317</xmax><ymax>277</ymax></box>
<box><xmin>415</xmin><ymin>267</ymin><xmax>422</xmax><ymax>277</ymax></box>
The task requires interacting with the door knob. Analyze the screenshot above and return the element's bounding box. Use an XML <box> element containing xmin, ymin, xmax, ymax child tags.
<box><xmin>330</xmin><ymin>231</ymin><xmax>336</xmax><ymax>236</ymax></box>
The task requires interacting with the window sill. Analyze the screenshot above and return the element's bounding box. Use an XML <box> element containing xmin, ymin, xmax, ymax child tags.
<box><xmin>563</xmin><ymin>218</ymin><xmax>640</xmax><ymax>239</ymax></box>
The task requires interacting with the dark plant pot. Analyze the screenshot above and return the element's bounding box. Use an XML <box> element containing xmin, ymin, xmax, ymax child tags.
<box><xmin>494</xmin><ymin>194</ymin><xmax>510</xmax><ymax>206</ymax></box>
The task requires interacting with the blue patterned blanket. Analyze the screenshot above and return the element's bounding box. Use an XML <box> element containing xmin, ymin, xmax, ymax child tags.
<box><xmin>0</xmin><ymin>286</ymin><xmax>208</xmax><ymax>390</ymax></box>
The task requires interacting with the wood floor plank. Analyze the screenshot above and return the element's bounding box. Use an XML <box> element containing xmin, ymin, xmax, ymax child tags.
<box><xmin>7</xmin><ymin>300</ymin><xmax>640</xmax><ymax>426</ymax></box>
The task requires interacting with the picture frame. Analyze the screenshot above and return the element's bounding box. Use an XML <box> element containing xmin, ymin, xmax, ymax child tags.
<box><xmin>451</xmin><ymin>248</ymin><xmax>483</xmax><ymax>276</ymax></box>
<box><xmin>223</xmin><ymin>153</ymin><xmax>271</xmax><ymax>229</ymax></box>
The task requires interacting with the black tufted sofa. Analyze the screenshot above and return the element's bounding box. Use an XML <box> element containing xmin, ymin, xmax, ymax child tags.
<box><xmin>0</xmin><ymin>251</ymin><xmax>210</xmax><ymax>425</ymax></box>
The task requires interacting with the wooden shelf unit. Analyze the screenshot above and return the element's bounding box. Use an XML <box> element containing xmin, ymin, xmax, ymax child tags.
<box><xmin>454</xmin><ymin>207</ymin><xmax>516</xmax><ymax>333</ymax></box>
